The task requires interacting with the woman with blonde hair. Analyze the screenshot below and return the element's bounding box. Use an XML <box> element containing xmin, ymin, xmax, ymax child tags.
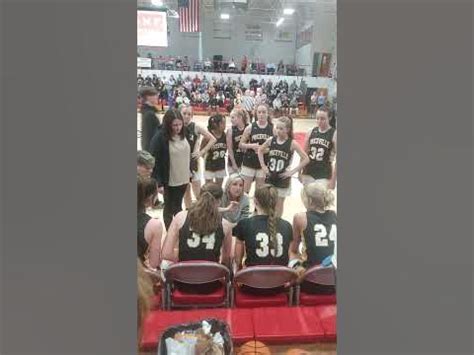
<box><xmin>290</xmin><ymin>181</ymin><xmax>337</xmax><ymax>269</ymax></box>
<box><xmin>220</xmin><ymin>173</ymin><xmax>250</xmax><ymax>225</ymax></box>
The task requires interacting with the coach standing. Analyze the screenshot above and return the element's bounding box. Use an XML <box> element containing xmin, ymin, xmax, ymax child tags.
<box><xmin>140</xmin><ymin>86</ymin><xmax>161</xmax><ymax>152</ymax></box>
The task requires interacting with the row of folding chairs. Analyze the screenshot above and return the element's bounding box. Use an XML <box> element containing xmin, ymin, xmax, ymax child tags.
<box><xmin>148</xmin><ymin>262</ymin><xmax>336</xmax><ymax>310</ymax></box>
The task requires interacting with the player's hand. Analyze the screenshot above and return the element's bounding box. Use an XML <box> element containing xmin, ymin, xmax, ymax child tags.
<box><xmin>279</xmin><ymin>170</ymin><xmax>293</xmax><ymax>179</ymax></box>
<box><xmin>157</xmin><ymin>186</ymin><xmax>164</xmax><ymax>194</ymax></box>
<box><xmin>227</xmin><ymin>201</ymin><xmax>239</xmax><ymax>213</ymax></box>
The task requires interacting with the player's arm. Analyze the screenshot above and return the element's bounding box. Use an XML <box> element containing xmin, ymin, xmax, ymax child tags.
<box><xmin>232</xmin><ymin>221</ymin><xmax>245</xmax><ymax>271</ymax></box>
<box><xmin>329</xmin><ymin>130</ymin><xmax>337</xmax><ymax>189</ymax></box>
<box><xmin>144</xmin><ymin>218</ymin><xmax>164</xmax><ymax>269</ymax></box>
<box><xmin>220</xmin><ymin>220</ymin><xmax>233</xmax><ymax>269</ymax></box>
<box><xmin>290</xmin><ymin>212</ymin><xmax>305</xmax><ymax>260</ymax></box>
<box><xmin>196</xmin><ymin>125</ymin><xmax>216</xmax><ymax>158</ymax></box>
<box><xmin>239</xmin><ymin>125</ymin><xmax>259</xmax><ymax>151</ymax></box>
<box><xmin>226</xmin><ymin>127</ymin><xmax>238</xmax><ymax>169</ymax></box>
<box><xmin>257</xmin><ymin>137</ymin><xmax>272</xmax><ymax>174</ymax></box>
<box><xmin>281</xmin><ymin>141</ymin><xmax>310</xmax><ymax>178</ymax></box>
<box><xmin>161</xmin><ymin>211</ymin><xmax>186</xmax><ymax>264</ymax></box>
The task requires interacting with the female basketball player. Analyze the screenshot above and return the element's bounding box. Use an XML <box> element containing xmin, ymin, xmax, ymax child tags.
<box><xmin>233</xmin><ymin>185</ymin><xmax>293</xmax><ymax>270</ymax></box>
<box><xmin>258</xmin><ymin>117</ymin><xmax>310</xmax><ymax>217</ymax></box>
<box><xmin>180</xmin><ymin>104</ymin><xmax>216</xmax><ymax>209</ymax></box>
<box><xmin>161</xmin><ymin>183</ymin><xmax>233</xmax><ymax>267</ymax></box>
<box><xmin>202</xmin><ymin>114</ymin><xmax>227</xmax><ymax>187</ymax></box>
<box><xmin>300</xmin><ymin>106</ymin><xmax>337</xmax><ymax>189</ymax></box>
<box><xmin>226</xmin><ymin>108</ymin><xmax>248</xmax><ymax>174</ymax></box>
<box><xmin>239</xmin><ymin>104</ymin><xmax>274</xmax><ymax>193</ymax></box>
<box><xmin>137</xmin><ymin>175</ymin><xmax>163</xmax><ymax>269</ymax></box>
<box><xmin>220</xmin><ymin>173</ymin><xmax>250</xmax><ymax>225</ymax></box>
<box><xmin>290</xmin><ymin>182</ymin><xmax>337</xmax><ymax>294</ymax></box>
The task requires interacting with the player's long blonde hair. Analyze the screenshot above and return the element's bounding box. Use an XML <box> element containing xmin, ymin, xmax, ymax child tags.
<box><xmin>301</xmin><ymin>182</ymin><xmax>335</xmax><ymax>211</ymax></box>
<box><xmin>254</xmin><ymin>184</ymin><xmax>279</xmax><ymax>252</ymax></box>
<box><xmin>188</xmin><ymin>182</ymin><xmax>223</xmax><ymax>235</ymax></box>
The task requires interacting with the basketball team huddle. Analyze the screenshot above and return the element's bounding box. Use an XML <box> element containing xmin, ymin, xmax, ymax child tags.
<box><xmin>137</xmin><ymin>90</ymin><xmax>337</xmax><ymax>290</ymax></box>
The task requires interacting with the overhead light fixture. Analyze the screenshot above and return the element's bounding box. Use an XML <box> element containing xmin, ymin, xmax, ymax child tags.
<box><xmin>220</xmin><ymin>13</ymin><xmax>230</xmax><ymax>20</ymax></box>
<box><xmin>151</xmin><ymin>0</ymin><xmax>163</xmax><ymax>6</ymax></box>
<box><xmin>283</xmin><ymin>8</ymin><xmax>295</xmax><ymax>15</ymax></box>
<box><xmin>276</xmin><ymin>17</ymin><xmax>284</xmax><ymax>27</ymax></box>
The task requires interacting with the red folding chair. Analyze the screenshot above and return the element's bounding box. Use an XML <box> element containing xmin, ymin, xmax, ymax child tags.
<box><xmin>162</xmin><ymin>261</ymin><xmax>231</xmax><ymax>310</ymax></box>
<box><xmin>296</xmin><ymin>265</ymin><xmax>336</xmax><ymax>306</ymax></box>
<box><xmin>233</xmin><ymin>266</ymin><xmax>298</xmax><ymax>308</ymax></box>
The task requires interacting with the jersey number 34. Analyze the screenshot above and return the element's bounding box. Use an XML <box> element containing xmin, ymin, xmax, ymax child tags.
<box><xmin>187</xmin><ymin>232</ymin><xmax>216</xmax><ymax>250</ymax></box>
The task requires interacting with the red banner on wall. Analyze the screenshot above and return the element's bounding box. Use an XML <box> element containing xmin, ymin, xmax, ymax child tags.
<box><xmin>137</xmin><ymin>10</ymin><xmax>168</xmax><ymax>47</ymax></box>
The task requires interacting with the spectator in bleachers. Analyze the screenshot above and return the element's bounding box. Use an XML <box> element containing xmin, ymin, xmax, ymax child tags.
<box><xmin>241</xmin><ymin>55</ymin><xmax>248</xmax><ymax>73</ymax></box>
<box><xmin>242</xmin><ymin>89</ymin><xmax>256</xmax><ymax>122</ymax></box>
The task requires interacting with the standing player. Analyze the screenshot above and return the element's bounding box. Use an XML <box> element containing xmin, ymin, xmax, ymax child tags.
<box><xmin>202</xmin><ymin>114</ymin><xmax>227</xmax><ymax>187</ymax></box>
<box><xmin>239</xmin><ymin>104</ymin><xmax>274</xmax><ymax>193</ymax></box>
<box><xmin>258</xmin><ymin>117</ymin><xmax>309</xmax><ymax>217</ymax></box>
<box><xmin>300</xmin><ymin>106</ymin><xmax>337</xmax><ymax>189</ymax></box>
<box><xmin>226</xmin><ymin>108</ymin><xmax>248</xmax><ymax>174</ymax></box>
<box><xmin>180</xmin><ymin>104</ymin><xmax>216</xmax><ymax>209</ymax></box>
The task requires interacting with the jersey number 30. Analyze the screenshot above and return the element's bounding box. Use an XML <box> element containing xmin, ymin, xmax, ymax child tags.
<box><xmin>314</xmin><ymin>224</ymin><xmax>336</xmax><ymax>247</ymax></box>
<box><xmin>269</xmin><ymin>158</ymin><xmax>285</xmax><ymax>172</ymax></box>
<box><xmin>187</xmin><ymin>232</ymin><xmax>216</xmax><ymax>250</ymax></box>
<box><xmin>256</xmin><ymin>232</ymin><xmax>284</xmax><ymax>257</ymax></box>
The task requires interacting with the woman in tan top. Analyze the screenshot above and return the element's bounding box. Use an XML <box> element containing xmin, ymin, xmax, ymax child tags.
<box><xmin>153</xmin><ymin>109</ymin><xmax>191</xmax><ymax>229</ymax></box>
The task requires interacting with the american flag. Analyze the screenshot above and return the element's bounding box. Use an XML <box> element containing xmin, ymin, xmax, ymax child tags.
<box><xmin>178</xmin><ymin>0</ymin><xmax>200</xmax><ymax>33</ymax></box>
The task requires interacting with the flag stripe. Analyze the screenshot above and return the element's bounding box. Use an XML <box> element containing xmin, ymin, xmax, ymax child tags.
<box><xmin>179</xmin><ymin>0</ymin><xmax>199</xmax><ymax>33</ymax></box>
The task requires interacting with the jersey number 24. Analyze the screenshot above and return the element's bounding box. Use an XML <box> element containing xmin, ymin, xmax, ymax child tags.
<box><xmin>314</xmin><ymin>224</ymin><xmax>336</xmax><ymax>247</ymax></box>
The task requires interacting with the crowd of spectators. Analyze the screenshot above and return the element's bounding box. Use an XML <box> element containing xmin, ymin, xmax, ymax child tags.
<box><xmin>137</xmin><ymin>73</ymin><xmax>328</xmax><ymax>116</ymax></box>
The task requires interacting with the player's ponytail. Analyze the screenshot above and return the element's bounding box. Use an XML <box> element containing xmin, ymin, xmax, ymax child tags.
<box><xmin>254</xmin><ymin>184</ymin><xmax>279</xmax><ymax>256</ymax></box>
<box><xmin>188</xmin><ymin>182</ymin><xmax>223</xmax><ymax>235</ymax></box>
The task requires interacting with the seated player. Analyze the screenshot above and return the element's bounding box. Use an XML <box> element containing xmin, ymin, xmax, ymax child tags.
<box><xmin>290</xmin><ymin>182</ymin><xmax>337</xmax><ymax>294</ymax></box>
<box><xmin>137</xmin><ymin>176</ymin><xmax>163</xmax><ymax>269</ymax></box>
<box><xmin>161</xmin><ymin>183</ymin><xmax>233</xmax><ymax>292</ymax></box>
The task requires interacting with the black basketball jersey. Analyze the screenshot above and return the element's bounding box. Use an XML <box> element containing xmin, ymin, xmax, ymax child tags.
<box><xmin>185</xmin><ymin>122</ymin><xmax>199</xmax><ymax>172</ymax></box>
<box><xmin>228</xmin><ymin>125</ymin><xmax>246</xmax><ymax>168</ymax></box>
<box><xmin>233</xmin><ymin>215</ymin><xmax>292</xmax><ymax>267</ymax></box>
<box><xmin>205</xmin><ymin>133</ymin><xmax>227</xmax><ymax>171</ymax></box>
<box><xmin>265</xmin><ymin>137</ymin><xmax>293</xmax><ymax>188</ymax></box>
<box><xmin>303</xmin><ymin>127</ymin><xmax>335</xmax><ymax>180</ymax></box>
<box><xmin>178</xmin><ymin>215</ymin><xmax>225</xmax><ymax>262</ymax></box>
<box><xmin>137</xmin><ymin>212</ymin><xmax>152</xmax><ymax>263</ymax></box>
<box><xmin>242</xmin><ymin>122</ymin><xmax>274</xmax><ymax>169</ymax></box>
<box><xmin>303</xmin><ymin>210</ymin><xmax>337</xmax><ymax>266</ymax></box>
